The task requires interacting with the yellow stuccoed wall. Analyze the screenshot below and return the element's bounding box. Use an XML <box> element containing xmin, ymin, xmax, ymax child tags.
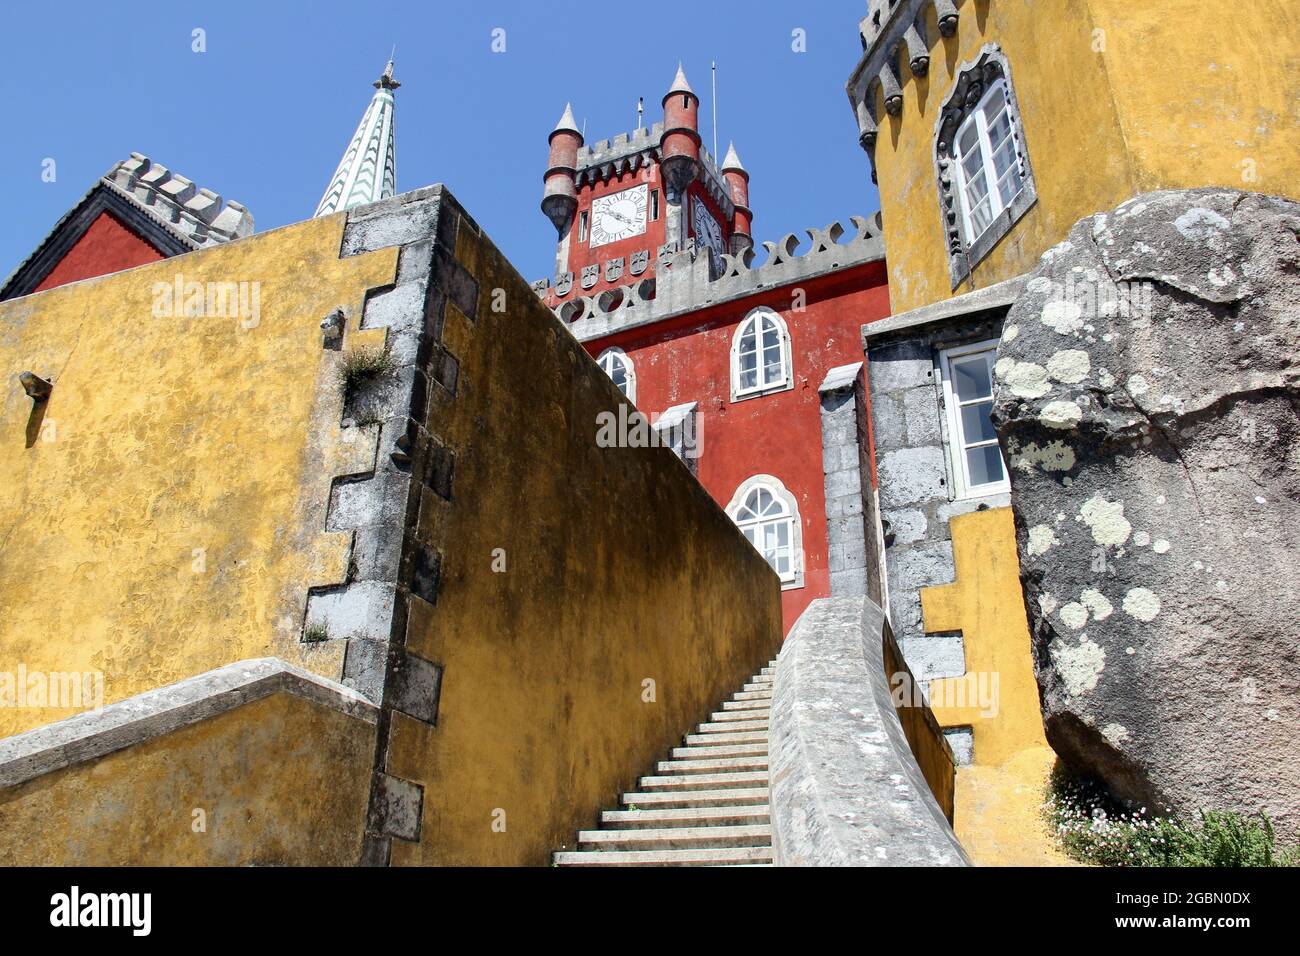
<box><xmin>872</xmin><ymin>0</ymin><xmax>1300</xmax><ymax>314</ymax></box>
<box><xmin>0</xmin><ymin>215</ymin><xmax>397</xmax><ymax>736</ymax></box>
<box><xmin>0</xmin><ymin>692</ymin><xmax>375</xmax><ymax>865</ymax></box>
<box><xmin>376</xmin><ymin>203</ymin><xmax>784</xmax><ymax>867</ymax></box>
<box><xmin>920</xmin><ymin>507</ymin><xmax>1074</xmax><ymax>866</ymax></box>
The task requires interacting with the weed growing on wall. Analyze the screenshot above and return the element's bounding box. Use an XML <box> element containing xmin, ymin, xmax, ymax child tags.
<box><xmin>1047</xmin><ymin>768</ymin><xmax>1299</xmax><ymax>867</ymax></box>
<box><xmin>338</xmin><ymin>346</ymin><xmax>395</xmax><ymax>402</ymax></box>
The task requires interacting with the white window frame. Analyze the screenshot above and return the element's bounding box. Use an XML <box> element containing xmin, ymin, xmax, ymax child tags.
<box><xmin>730</xmin><ymin>308</ymin><xmax>793</xmax><ymax>402</ymax></box>
<box><xmin>939</xmin><ymin>339</ymin><xmax>1010</xmax><ymax>500</ymax></box>
<box><xmin>597</xmin><ymin>346</ymin><xmax>636</xmax><ymax>404</ymax></box>
<box><xmin>952</xmin><ymin>79</ymin><xmax>1025</xmax><ymax>248</ymax></box>
<box><xmin>725</xmin><ymin>475</ymin><xmax>804</xmax><ymax>590</ymax></box>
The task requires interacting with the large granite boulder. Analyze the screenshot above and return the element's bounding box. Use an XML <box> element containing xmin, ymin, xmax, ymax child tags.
<box><xmin>991</xmin><ymin>188</ymin><xmax>1300</xmax><ymax>836</ymax></box>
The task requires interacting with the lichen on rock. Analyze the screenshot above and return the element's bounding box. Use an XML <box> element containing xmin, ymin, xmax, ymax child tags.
<box><xmin>993</xmin><ymin>187</ymin><xmax>1300</xmax><ymax>837</ymax></box>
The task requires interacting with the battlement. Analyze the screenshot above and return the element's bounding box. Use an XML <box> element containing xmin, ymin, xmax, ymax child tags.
<box><xmin>538</xmin><ymin>213</ymin><xmax>884</xmax><ymax>342</ymax></box>
<box><xmin>571</xmin><ymin>124</ymin><xmax>735</xmax><ymax>222</ymax></box>
<box><xmin>106</xmin><ymin>152</ymin><xmax>254</xmax><ymax>247</ymax></box>
<box><xmin>576</xmin><ymin>122</ymin><xmax>663</xmax><ymax>176</ymax></box>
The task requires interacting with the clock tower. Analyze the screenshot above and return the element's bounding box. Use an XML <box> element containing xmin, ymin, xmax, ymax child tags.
<box><xmin>539</xmin><ymin>64</ymin><xmax>750</xmax><ymax>308</ymax></box>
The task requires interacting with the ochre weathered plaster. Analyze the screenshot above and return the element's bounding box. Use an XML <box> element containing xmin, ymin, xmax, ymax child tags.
<box><xmin>0</xmin><ymin>692</ymin><xmax>374</xmax><ymax>865</ymax></box>
<box><xmin>920</xmin><ymin>507</ymin><xmax>1073</xmax><ymax>866</ymax></box>
<box><xmin>380</xmin><ymin>206</ymin><xmax>784</xmax><ymax>866</ymax></box>
<box><xmin>872</xmin><ymin>0</ymin><xmax>1299</xmax><ymax>314</ymax></box>
<box><xmin>0</xmin><ymin>215</ymin><xmax>397</xmax><ymax>736</ymax></box>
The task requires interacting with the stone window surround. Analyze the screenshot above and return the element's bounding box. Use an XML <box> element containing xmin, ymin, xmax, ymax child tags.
<box><xmin>596</xmin><ymin>345</ymin><xmax>636</xmax><ymax>404</ymax></box>
<box><xmin>934</xmin><ymin>45</ymin><xmax>1038</xmax><ymax>290</ymax></box>
<box><xmin>925</xmin><ymin>320</ymin><xmax>1015</xmax><ymax>509</ymax></box>
<box><xmin>725</xmin><ymin>473</ymin><xmax>806</xmax><ymax>591</ymax></box>
<box><xmin>730</xmin><ymin>306</ymin><xmax>795</xmax><ymax>403</ymax></box>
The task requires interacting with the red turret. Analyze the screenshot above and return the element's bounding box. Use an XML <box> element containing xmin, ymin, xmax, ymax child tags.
<box><xmin>541</xmin><ymin>103</ymin><xmax>583</xmax><ymax>236</ymax></box>
<box><xmin>721</xmin><ymin>142</ymin><xmax>753</xmax><ymax>255</ymax></box>
<box><xmin>659</xmin><ymin>64</ymin><xmax>701</xmax><ymax>200</ymax></box>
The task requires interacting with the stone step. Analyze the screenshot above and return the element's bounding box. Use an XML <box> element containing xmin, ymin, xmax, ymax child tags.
<box><xmin>553</xmin><ymin>846</ymin><xmax>774</xmax><ymax>867</ymax></box>
<box><xmin>638</xmin><ymin>771</ymin><xmax>768</xmax><ymax>791</ymax></box>
<box><xmin>732</xmin><ymin>690</ymin><xmax>773</xmax><ymax>701</ymax></box>
<box><xmin>708</xmin><ymin>709</ymin><xmax>770</xmax><ymax>723</ymax></box>
<box><xmin>670</xmin><ymin>742</ymin><xmax>767</xmax><ymax>759</ymax></box>
<box><xmin>742</xmin><ymin>682</ymin><xmax>773</xmax><ymax>693</ymax></box>
<box><xmin>696</xmin><ymin>719</ymin><xmax>769</xmax><ymax>733</ymax></box>
<box><xmin>721</xmin><ymin>699</ymin><xmax>771</xmax><ymax>712</ymax></box>
<box><xmin>600</xmin><ymin>805</ymin><xmax>770</xmax><ymax>829</ymax></box>
<box><xmin>656</xmin><ymin>756</ymin><xmax>769</xmax><ymax>775</ymax></box>
<box><xmin>576</xmin><ymin>824</ymin><xmax>772</xmax><ymax>851</ymax></box>
<box><xmin>621</xmin><ymin>786</ymin><xmax>770</xmax><ymax>809</ymax></box>
<box><xmin>684</xmin><ymin>730</ymin><xmax>767</xmax><ymax>746</ymax></box>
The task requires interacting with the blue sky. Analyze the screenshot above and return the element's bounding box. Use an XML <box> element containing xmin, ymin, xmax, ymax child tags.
<box><xmin>0</xmin><ymin>0</ymin><xmax>878</xmax><ymax>285</ymax></box>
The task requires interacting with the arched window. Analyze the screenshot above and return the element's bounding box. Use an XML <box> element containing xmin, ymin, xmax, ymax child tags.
<box><xmin>726</xmin><ymin>475</ymin><xmax>804</xmax><ymax>589</ymax></box>
<box><xmin>597</xmin><ymin>347</ymin><xmax>635</xmax><ymax>403</ymax></box>
<box><xmin>935</xmin><ymin>46</ymin><xmax>1036</xmax><ymax>288</ymax></box>
<box><xmin>730</xmin><ymin>308</ymin><xmax>792</xmax><ymax>401</ymax></box>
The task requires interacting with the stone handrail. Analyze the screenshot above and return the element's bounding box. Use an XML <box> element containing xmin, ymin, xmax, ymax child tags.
<box><xmin>769</xmin><ymin>596</ymin><xmax>969</xmax><ymax>866</ymax></box>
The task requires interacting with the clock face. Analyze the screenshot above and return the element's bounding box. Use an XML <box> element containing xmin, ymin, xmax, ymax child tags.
<box><xmin>692</xmin><ymin>196</ymin><xmax>725</xmax><ymax>267</ymax></box>
<box><xmin>589</xmin><ymin>184</ymin><xmax>648</xmax><ymax>247</ymax></box>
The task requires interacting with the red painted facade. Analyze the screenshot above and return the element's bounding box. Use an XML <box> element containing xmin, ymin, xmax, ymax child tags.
<box><xmin>541</xmin><ymin>67</ymin><xmax>892</xmax><ymax>633</ymax></box>
<box><xmin>33</xmin><ymin>210</ymin><xmax>165</xmax><ymax>293</ymax></box>
<box><xmin>584</xmin><ymin>261</ymin><xmax>890</xmax><ymax>632</ymax></box>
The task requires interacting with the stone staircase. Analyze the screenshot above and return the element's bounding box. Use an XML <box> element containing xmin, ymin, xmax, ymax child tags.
<box><xmin>553</xmin><ymin>660</ymin><xmax>777</xmax><ymax>866</ymax></box>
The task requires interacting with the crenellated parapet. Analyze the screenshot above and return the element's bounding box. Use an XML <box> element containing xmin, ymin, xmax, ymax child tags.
<box><xmin>107</xmin><ymin>152</ymin><xmax>254</xmax><ymax>246</ymax></box>
<box><xmin>571</xmin><ymin>122</ymin><xmax>735</xmax><ymax>225</ymax></box>
<box><xmin>846</xmin><ymin>0</ymin><xmax>963</xmax><ymax>182</ymax></box>
<box><xmin>575</xmin><ymin>123</ymin><xmax>662</xmax><ymax>186</ymax></box>
<box><xmin>539</xmin><ymin>213</ymin><xmax>884</xmax><ymax>342</ymax></box>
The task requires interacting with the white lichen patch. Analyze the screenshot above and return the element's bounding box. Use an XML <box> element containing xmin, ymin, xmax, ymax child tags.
<box><xmin>1122</xmin><ymin>587</ymin><xmax>1162</xmax><ymax>621</ymax></box>
<box><xmin>994</xmin><ymin>358</ymin><xmax>1051</xmax><ymax>399</ymax></box>
<box><xmin>1101</xmin><ymin>723</ymin><xmax>1131</xmax><ymax>747</ymax></box>
<box><xmin>1003</xmin><ymin>324</ymin><xmax>1019</xmax><ymax>341</ymax></box>
<box><xmin>1081</xmin><ymin>588</ymin><xmax>1113</xmax><ymax>621</ymax></box>
<box><xmin>1152</xmin><ymin>539</ymin><xmax>1170</xmax><ymax>554</ymax></box>
<box><xmin>1039</xmin><ymin>242</ymin><xmax>1073</xmax><ymax>264</ymax></box>
<box><xmin>1041</xmin><ymin>298</ymin><xmax>1085</xmax><ymax>336</ymax></box>
<box><xmin>1098</xmin><ymin>368</ymin><xmax>1115</xmax><ymax>389</ymax></box>
<box><xmin>1046</xmin><ymin>349</ymin><xmax>1091</xmax><ymax>384</ymax></box>
<box><xmin>1028</xmin><ymin>524</ymin><xmax>1060</xmax><ymax>557</ymax></box>
<box><xmin>1041</xmin><ymin>400</ymin><xmax>1083</xmax><ymax>430</ymax></box>
<box><xmin>1133</xmin><ymin>530</ymin><xmax>1151</xmax><ymax>547</ymax></box>
<box><xmin>1011</xmin><ymin>440</ymin><xmax>1077</xmax><ymax>473</ymax></box>
<box><xmin>1127</xmin><ymin>373</ymin><xmax>1150</xmax><ymax>396</ymax></box>
<box><xmin>1050</xmin><ymin>636</ymin><xmax>1106</xmax><ymax>696</ymax></box>
<box><xmin>1039</xmin><ymin>593</ymin><xmax>1059</xmax><ymax>616</ymax></box>
<box><xmin>1059</xmin><ymin>602</ymin><xmax>1089</xmax><ymax>630</ymax></box>
<box><xmin>1207</xmin><ymin>265</ymin><xmax>1236</xmax><ymax>288</ymax></box>
<box><xmin>1174</xmin><ymin>206</ymin><xmax>1230</xmax><ymax>241</ymax></box>
<box><xmin>1079</xmin><ymin>493</ymin><xmax>1132</xmax><ymax>547</ymax></box>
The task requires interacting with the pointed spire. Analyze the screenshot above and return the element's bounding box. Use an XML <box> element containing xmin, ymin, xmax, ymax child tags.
<box><xmin>668</xmin><ymin>62</ymin><xmax>695</xmax><ymax>97</ymax></box>
<box><xmin>314</xmin><ymin>58</ymin><xmax>399</xmax><ymax>217</ymax></box>
<box><xmin>551</xmin><ymin>102</ymin><xmax>580</xmax><ymax>138</ymax></box>
<box><xmin>721</xmin><ymin>141</ymin><xmax>746</xmax><ymax>173</ymax></box>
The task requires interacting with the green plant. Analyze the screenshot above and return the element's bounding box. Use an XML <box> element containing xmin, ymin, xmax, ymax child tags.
<box><xmin>303</xmin><ymin>622</ymin><xmax>331</xmax><ymax>643</ymax></box>
<box><xmin>338</xmin><ymin>346</ymin><xmax>395</xmax><ymax>401</ymax></box>
<box><xmin>1047</xmin><ymin>767</ymin><xmax>1300</xmax><ymax>867</ymax></box>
